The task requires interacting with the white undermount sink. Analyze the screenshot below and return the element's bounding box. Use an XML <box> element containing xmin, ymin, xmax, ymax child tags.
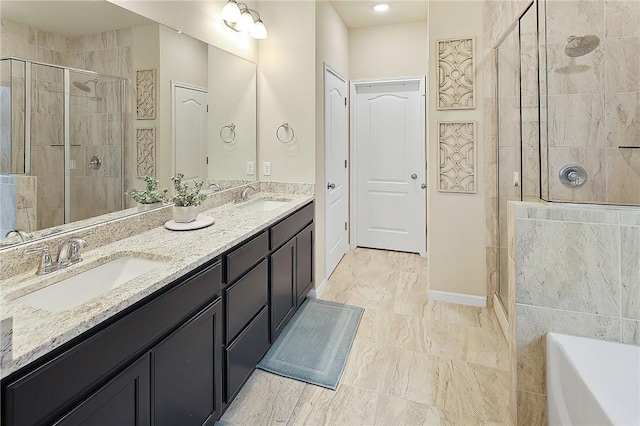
<box><xmin>245</xmin><ymin>198</ymin><xmax>291</xmax><ymax>212</ymax></box>
<box><xmin>15</xmin><ymin>257</ymin><xmax>165</xmax><ymax>312</ymax></box>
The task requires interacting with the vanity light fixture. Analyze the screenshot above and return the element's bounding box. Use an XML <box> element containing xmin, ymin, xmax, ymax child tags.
<box><xmin>221</xmin><ymin>1</ymin><xmax>267</xmax><ymax>39</ymax></box>
<box><xmin>373</xmin><ymin>3</ymin><xmax>390</xmax><ymax>12</ymax></box>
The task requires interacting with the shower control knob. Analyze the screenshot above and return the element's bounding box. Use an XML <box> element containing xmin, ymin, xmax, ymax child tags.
<box><xmin>559</xmin><ymin>164</ymin><xmax>587</xmax><ymax>187</ymax></box>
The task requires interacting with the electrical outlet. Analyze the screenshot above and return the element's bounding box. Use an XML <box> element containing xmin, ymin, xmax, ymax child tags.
<box><xmin>246</xmin><ymin>161</ymin><xmax>255</xmax><ymax>175</ymax></box>
<box><xmin>263</xmin><ymin>161</ymin><xmax>271</xmax><ymax>176</ymax></box>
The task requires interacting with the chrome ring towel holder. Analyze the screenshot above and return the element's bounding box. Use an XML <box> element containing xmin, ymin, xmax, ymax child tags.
<box><xmin>276</xmin><ymin>122</ymin><xmax>295</xmax><ymax>144</ymax></box>
<box><xmin>220</xmin><ymin>123</ymin><xmax>236</xmax><ymax>143</ymax></box>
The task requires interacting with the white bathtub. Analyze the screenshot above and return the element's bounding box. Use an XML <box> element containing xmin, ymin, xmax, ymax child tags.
<box><xmin>547</xmin><ymin>333</ymin><xmax>640</xmax><ymax>426</ymax></box>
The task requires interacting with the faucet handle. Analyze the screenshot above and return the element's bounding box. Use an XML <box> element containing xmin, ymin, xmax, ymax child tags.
<box><xmin>59</xmin><ymin>238</ymin><xmax>88</xmax><ymax>266</ymax></box>
<box><xmin>24</xmin><ymin>245</ymin><xmax>55</xmax><ymax>275</ymax></box>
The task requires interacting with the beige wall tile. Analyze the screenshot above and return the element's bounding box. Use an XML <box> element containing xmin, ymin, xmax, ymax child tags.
<box><xmin>517</xmin><ymin>390</ymin><xmax>547</xmax><ymax>426</ymax></box>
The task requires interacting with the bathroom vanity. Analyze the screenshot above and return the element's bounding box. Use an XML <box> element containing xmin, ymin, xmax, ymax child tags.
<box><xmin>0</xmin><ymin>197</ymin><xmax>314</xmax><ymax>425</ymax></box>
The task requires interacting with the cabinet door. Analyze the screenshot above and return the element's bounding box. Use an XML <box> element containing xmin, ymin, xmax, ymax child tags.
<box><xmin>152</xmin><ymin>299</ymin><xmax>222</xmax><ymax>426</ymax></box>
<box><xmin>296</xmin><ymin>224</ymin><xmax>314</xmax><ymax>306</ymax></box>
<box><xmin>53</xmin><ymin>353</ymin><xmax>151</xmax><ymax>426</ymax></box>
<box><xmin>270</xmin><ymin>238</ymin><xmax>296</xmax><ymax>341</ymax></box>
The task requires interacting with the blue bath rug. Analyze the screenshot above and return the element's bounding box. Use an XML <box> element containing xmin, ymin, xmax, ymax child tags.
<box><xmin>257</xmin><ymin>298</ymin><xmax>363</xmax><ymax>390</ymax></box>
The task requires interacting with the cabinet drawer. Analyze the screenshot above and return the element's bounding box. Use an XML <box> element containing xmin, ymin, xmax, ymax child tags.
<box><xmin>226</xmin><ymin>232</ymin><xmax>269</xmax><ymax>283</ymax></box>
<box><xmin>225</xmin><ymin>306</ymin><xmax>269</xmax><ymax>402</ymax></box>
<box><xmin>270</xmin><ymin>202</ymin><xmax>314</xmax><ymax>249</ymax></box>
<box><xmin>4</xmin><ymin>260</ymin><xmax>222</xmax><ymax>426</ymax></box>
<box><xmin>225</xmin><ymin>259</ymin><xmax>268</xmax><ymax>344</ymax></box>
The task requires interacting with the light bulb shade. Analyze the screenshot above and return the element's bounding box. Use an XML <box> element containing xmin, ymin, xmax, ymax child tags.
<box><xmin>238</xmin><ymin>10</ymin><xmax>255</xmax><ymax>32</ymax></box>
<box><xmin>221</xmin><ymin>0</ymin><xmax>241</xmax><ymax>23</ymax></box>
<box><xmin>250</xmin><ymin>20</ymin><xmax>267</xmax><ymax>39</ymax></box>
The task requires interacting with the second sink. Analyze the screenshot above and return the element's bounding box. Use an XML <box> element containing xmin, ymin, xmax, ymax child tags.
<box><xmin>15</xmin><ymin>256</ymin><xmax>165</xmax><ymax>312</ymax></box>
<box><xmin>244</xmin><ymin>198</ymin><xmax>291</xmax><ymax>212</ymax></box>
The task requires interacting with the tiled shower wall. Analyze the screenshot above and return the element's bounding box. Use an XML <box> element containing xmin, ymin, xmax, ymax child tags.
<box><xmin>544</xmin><ymin>0</ymin><xmax>640</xmax><ymax>204</ymax></box>
<box><xmin>510</xmin><ymin>201</ymin><xmax>640</xmax><ymax>425</ymax></box>
<box><xmin>0</xmin><ymin>19</ymin><xmax>131</xmax><ymax>230</ymax></box>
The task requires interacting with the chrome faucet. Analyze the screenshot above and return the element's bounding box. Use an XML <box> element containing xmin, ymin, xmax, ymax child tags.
<box><xmin>237</xmin><ymin>185</ymin><xmax>257</xmax><ymax>203</ymax></box>
<box><xmin>56</xmin><ymin>238</ymin><xmax>88</xmax><ymax>267</ymax></box>
<box><xmin>208</xmin><ymin>183</ymin><xmax>222</xmax><ymax>191</ymax></box>
<box><xmin>6</xmin><ymin>229</ymin><xmax>33</xmax><ymax>242</ymax></box>
<box><xmin>24</xmin><ymin>238</ymin><xmax>88</xmax><ymax>275</ymax></box>
<box><xmin>24</xmin><ymin>245</ymin><xmax>55</xmax><ymax>275</ymax></box>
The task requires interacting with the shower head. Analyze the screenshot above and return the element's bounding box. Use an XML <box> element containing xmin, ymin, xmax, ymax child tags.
<box><xmin>72</xmin><ymin>79</ymin><xmax>97</xmax><ymax>92</ymax></box>
<box><xmin>564</xmin><ymin>35</ymin><xmax>600</xmax><ymax>57</ymax></box>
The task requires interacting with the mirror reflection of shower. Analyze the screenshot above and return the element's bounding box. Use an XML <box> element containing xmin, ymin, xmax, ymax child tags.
<box><xmin>564</xmin><ymin>35</ymin><xmax>600</xmax><ymax>57</ymax></box>
<box><xmin>0</xmin><ymin>57</ymin><xmax>125</xmax><ymax>235</ymax></box>
<box><xmin>72</xmin><ymin>78</ymin><xmax>103</xmax><ymax>101</ymax></box>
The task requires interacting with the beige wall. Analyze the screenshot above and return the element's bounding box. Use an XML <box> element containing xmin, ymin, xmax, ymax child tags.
<box><xmin>208</xmin><ymin>46</ymin><xmax>257</xmax><ymax>181</ymax></box>
<box><xmin>314</xmin><ymin>0</ymin><xmax>349</xmax><ymax>288</ymax></box>
<box><xmin>427</xmin><ymin>1</ymin><xmax>486</xmax><ymax>298</ymax></box>
<box><xmin>157</xmin><ymin>25</ymin><xmax>208</xmax><ymax>188</ymax></box>
<box><xmin>349</xmin><ymin>21</ymin><xmax>428</xmax><ymax>80</ymax></box>
<box><xmin>129</xmin><ymin>24</ymin><xmax>160</xmax><ymax>199</ymax></box>
<box><xmin>257</xmin><ymin>1</ymin><xmax>316</xmax><ymax>183</ymax></box>
<box><xmin>107</xmin><ymin>0</ymin><xmax>258</xmax><ymax>63</ymax></box>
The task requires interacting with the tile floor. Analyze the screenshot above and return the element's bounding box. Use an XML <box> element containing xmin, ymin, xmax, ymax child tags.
<box><xmin>221</xmin><ymin>248</ymin><xmax>510</xmax><ymax>426</ymax></box>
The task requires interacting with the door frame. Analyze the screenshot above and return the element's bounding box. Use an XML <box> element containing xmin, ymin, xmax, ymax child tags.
<box><xmin>171</xmin><ymin>80</ymin><xmax>208</xmax><ymax>177</ymax></box>
<box><xmin>349</xmin><ymin>76</ymin><xmax>427</xmax><ymax>257</ymax></box>
<box><xmin>323</xmin><ymin>62</ymin><xmax>349</xmax><ymax>279</ymax></box>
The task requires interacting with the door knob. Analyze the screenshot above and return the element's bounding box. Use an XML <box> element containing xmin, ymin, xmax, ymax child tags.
<box><xmin>411</xmin><ymin>173</ymin><xmax>417</xmax><ymax>179</ymax></box>
<box><xmin>421</xmin><ymin>183</ymin><xmax>427</xmax><ymax>189</ymax></box>
<box><xmin>327</xmin><ymin>183</ymin><xmax>336</xmax><ymax>189</ymax></box>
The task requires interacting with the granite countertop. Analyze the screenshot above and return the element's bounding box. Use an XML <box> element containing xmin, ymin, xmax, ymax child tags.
<box><xmin>0</xmin><ymin>192</ymin><xmax>314</xmax><ymax>379</ymax></box>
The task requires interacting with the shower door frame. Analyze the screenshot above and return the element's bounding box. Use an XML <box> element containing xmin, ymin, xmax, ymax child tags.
<box><xmin>1</xmin><ymin>56</ymin><xmax>127</xmax><ymax>224</ymax></box>
<box><xmin>492</xmin><ymin>0</ymin><xmax>540</xmax><ymax>318</ymax></box>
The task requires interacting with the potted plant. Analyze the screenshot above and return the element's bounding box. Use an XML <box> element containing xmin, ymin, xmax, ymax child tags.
<box><xmin>125</xmin><ymin>175</ymin><xmax>168</xmax><ymax>211</ymax></box>
<box><xmin>170</xmin><ymin>173</ymin><xmax>207</xmax><ymax>223</ymax></box>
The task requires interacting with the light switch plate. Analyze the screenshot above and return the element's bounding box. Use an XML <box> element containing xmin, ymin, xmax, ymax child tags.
<box><xmin>246</xmin><ymin>161</ymin><xmax>255</xmax><ymax>175</ymax></box>
<box><xmin>263</xmin><ymin>162</ymin><xmax>271</xmax><ymax>176</ymax></box>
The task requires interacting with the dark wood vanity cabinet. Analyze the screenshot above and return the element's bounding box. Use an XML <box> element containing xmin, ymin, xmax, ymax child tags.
<box><xmin>1</xmin><ymin>201</ymin><xmax>314</xmax><ymax>426</ymax></box>
<box><xmin>151</xmin><ymin>299</ymin><xmax>223</xmax><ymax>426</ymax></box>
<box><xmin>53</xmin><ymin>353</ymin><xmax>151</xmax><ymax>426</ymax></box>
<box><xmin>270</xmin><ymin>206</ymin><xmax>315</xmax><ymax>341</ymax></box>
<box><xmin>2</xmin><ymin>260</ymin><xmax>223</xmax><ymax>426</ymax></box>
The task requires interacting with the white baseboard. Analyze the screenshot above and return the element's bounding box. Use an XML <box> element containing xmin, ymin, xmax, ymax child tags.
<box><xmin>309</xmin><ymin>278</ymin><xmax>327</xmax><ymax>299</ymax></box>
<box><xmin>427</xmin><ymin>290</ymin><xmax>486</xmax><ymax>307</ymax></box>
<box><xmin>493</xmin><ymin>293</ymin><xmax>509</xmax><ymax>340</ymax></box>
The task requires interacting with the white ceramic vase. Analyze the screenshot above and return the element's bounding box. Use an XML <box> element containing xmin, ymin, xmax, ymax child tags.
<box><xmin>173</xmin><ymin>205</ymin><xmax>199</xmax><ymax>223</ymax></box>
<box><xmin>137</xmin><ymin>202</ymin><xmax>163</xmax><ymax>212</ymax></box>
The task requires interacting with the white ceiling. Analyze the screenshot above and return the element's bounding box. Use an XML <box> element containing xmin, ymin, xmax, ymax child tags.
<box><xmin>1</xmin><ymin>1</ymin><xmax>154</xmax><ymax>36</ymax></box>
<box><xmin>330</xmin><ymin>0</ymin><xmax>428</xmax><ymax>29</ymax></box>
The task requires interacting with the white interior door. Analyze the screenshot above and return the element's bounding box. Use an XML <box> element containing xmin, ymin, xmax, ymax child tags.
<box><xmin>173</xmin><ymin>83</ymin><xmax>208</xmax><ymax>181</ymax></box>
<box><xmin>324</xmin><ymin>65</ymin><xmax>348</xmax><ymax>278</ymax></box>
<box><xmin>352</xmin><ymin>78</ymin><xmax>426</xmax><ymax>255</ymax></box>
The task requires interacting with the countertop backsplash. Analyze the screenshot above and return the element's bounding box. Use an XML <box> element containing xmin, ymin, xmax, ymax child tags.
<box><xmin>0</xmin><ymin>181</ymin><xmax>314</xmax><ymax>282</ymax></box>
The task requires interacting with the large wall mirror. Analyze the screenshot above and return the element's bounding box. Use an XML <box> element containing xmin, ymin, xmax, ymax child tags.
<box><xmin>0</xmin><ymin>0</ymin><xmax>257</xmax><ymax>248</ymax></box>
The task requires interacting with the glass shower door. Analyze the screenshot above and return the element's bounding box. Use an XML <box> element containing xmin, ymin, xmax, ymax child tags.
<box><xmin>68</xmin><ymin>70</ymin><xmax>124</xmax><ymax>223</ymax></box>
<box><xmin>496</xmin><ymin>24</ymin><xmax>522</xmax><ymax>313</ymax></box>
<box><xmin>31</xmin><ymin>62</ymin><xmax>66</xmax><ymax>230</ymax></box>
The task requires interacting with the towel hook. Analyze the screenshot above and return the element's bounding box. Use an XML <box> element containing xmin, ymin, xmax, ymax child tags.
<box><xmin>220</xmin><ymin>123</ymin><xmax>236</xmax><ymax>143</ymax></box>
<box><xmin>276</xmin><ymin>122</ymin><xmax>295</xmax><ymax>144</ymax></box>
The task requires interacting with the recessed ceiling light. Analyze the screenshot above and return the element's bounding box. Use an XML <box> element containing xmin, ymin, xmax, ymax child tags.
<box><xmin>373</xmin><ymin>3</ymin><xmax>390</xmax><ymax>12</ymax></box>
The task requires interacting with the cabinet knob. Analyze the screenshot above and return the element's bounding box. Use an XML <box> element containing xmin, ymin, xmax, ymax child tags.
<box><xmin>327</xmin><ymin>183</ymin><xmax>336</xmax><ymax>189</ymax></box>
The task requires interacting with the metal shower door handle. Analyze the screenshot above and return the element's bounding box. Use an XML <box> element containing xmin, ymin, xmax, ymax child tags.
<box><xmin>327</xmin><ymin>183</ymin><xmax>336</xmax><ymax>189</ymax></box>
